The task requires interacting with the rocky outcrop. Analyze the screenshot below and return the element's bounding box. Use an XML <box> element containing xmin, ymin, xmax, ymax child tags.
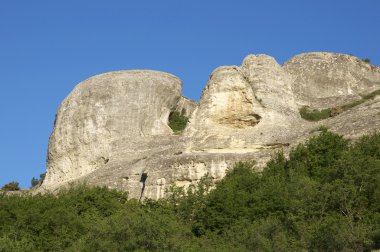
<box><xmin>284</xmin><ymin>52</ymin><xmax>380</xmax><ymax>108</ymax></box>
<box><xmin>41</xmin><ymin>52</ymin><xmax>380</xmax><ymax>199</ymax></box>
<box><xmin>44</xmin><ymin>70</ymin><xmax>182</xmax><ymax>188</ymax></box>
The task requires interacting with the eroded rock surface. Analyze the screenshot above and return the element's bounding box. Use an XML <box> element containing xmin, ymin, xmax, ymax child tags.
<box><xmin>41</xmin><ymin>52</ymin><xmax>380</xmax><ymax>199</ymax></box>
<box><xmin>284</xmin><ymin>52</ymin><xmax>380</xmax><ymax>108</ymax></box>
<box><xmin>44</xmin><ymin>70</ymin><xmax>182</xmax><ymax>188</ymax></box>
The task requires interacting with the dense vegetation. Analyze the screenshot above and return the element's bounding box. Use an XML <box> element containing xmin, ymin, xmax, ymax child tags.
<box><xmin>299</xmin><ymin>88</ymin><xmax>380</xmax><ymax>121</ymax></box>
<box><xmin>168</xmin><ymin>110</ymin><xmax>188</xmax><ymax>133</ymax></box>
<box><xmin>1</xmin><ymin>130</ymin><xmax>380</xmax><ymax>251</ymax></box>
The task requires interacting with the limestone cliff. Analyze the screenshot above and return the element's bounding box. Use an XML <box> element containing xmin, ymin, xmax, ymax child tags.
<box><xmin>41</xmin><ymin>52</ymin><xmax>380</xmax><ymax>199</ymax></box>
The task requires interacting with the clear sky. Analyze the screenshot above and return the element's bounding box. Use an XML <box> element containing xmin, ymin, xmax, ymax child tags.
<box><xmin>0</xmin><ymin>0</ymin><xmax>379</xmax><ymax>188</ymax></box>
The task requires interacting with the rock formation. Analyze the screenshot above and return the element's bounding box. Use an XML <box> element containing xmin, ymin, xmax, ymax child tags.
<box><xmin>41</xmin><ymin>52</ymin><xmax>380</xmax><ymax>199</ymax></box>
<box><xmin>284</xmin><ymin>52</ymin><xmax>380</xmax><ymax>108</ymax></box>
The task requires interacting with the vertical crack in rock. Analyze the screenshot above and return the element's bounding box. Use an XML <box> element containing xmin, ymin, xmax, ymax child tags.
<box><xmin>139</xmin><ymin>172</ymin><xmax>148</xmax><ymax>202</ymax></box>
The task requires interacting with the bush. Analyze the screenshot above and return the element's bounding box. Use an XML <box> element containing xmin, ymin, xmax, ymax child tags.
<box><xmin>300</xmin><ymin>88</ymin><xmax>380</xmax><ymax>121</ymax></box>
<box><xmin>362</xmin><ymin>58</ymin><xmax>371</xmax><ymax>63</ymax></box>
<box><xmin>1</xmin><ymin>181</ymin><xmax>20</xmax><ymax>191</ymax></box>
<box><xmin>168</xmin><ymin>110</ymin><xmax>188</xmax><ymax>133</ymax></box>
<box><xmin>299</xmin><ymin>106</ymin><xmax>331</xmax><ymax>121</ymax></box>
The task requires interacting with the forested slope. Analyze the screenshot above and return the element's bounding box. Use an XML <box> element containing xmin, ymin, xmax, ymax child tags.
<box><xmin>1</xmin><ymin>130</ymin><xmax>379</xmax><ymax>251</ymax></box>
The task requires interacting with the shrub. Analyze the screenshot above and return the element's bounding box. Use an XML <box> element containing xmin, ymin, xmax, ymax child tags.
<box><xmin>1</xmin><ymin>181</ymin><xmax>20</xmax><ymax>191</ymax></box>
<box><xmin>300</xmin><ymin>88</ymin><xmax>380</xmax><ymax>121</ymax></box>
<box><xmin>299</xmin><ymin>106</ymin><xmax>331</xmax><ymax>121</ymax></box>
<box><xmin>362</xmin><ymin>58</ymin><xmax>371</xmax><ymax>63</ymax></box>
<box><xmin>168</xmin><ymin>111</ymin><xmax>188</xmax><ymax>133</ymax></box>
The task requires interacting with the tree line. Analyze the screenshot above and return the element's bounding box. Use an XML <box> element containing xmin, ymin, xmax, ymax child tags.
<box><xmin>0</xmin><ymin>129</ymin><xmax>379</xmax><ymax>251</ymax></box>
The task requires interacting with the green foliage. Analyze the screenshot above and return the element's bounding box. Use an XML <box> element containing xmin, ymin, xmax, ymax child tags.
<box><xmin>299</xmin><ymin>106</ymin><xmax>331</xmax><ymax>121</ymax></box>
<box><xmin>341</xmin><ymin>89</ymin><xmax>380</xmax><ymax>111</ymax></box>
<box><xmin>1</xmin><ymin>131</ymin><xmax>380</xmax><ymax>251</ymax></box>
<box><xmin>0</xmin><ymin>185</ymin><xmax>229</xmax><ymax>251</ymax></box>
<box><xmin>195</xmin><ymin>162</ymin><xmax>261</xmax><ymax>233</ymax></box>
<box><xmin>168</xmin><ymin>110</ymin><xmax>188</xmax><ymax>133</ymax></box>
<box><xmin>361</xmin><ymin>89</ymin><xmax>380</xmax><ymax>100</ymax></box>
<box><xmin>172</xmin><ymin>131</ymin><xmax>380</xmax><ymax>251</ymax></box>
<box><xmin>300</xmin><ymin>88</ymin><xmax>380</xmax><ymax>121</ymax></box>
<box><xmin>362</xmin><ymin>58</ymin><xmax>371</xmax><ymax>63</ymax></box>
<box><xmin>40</xmin><ymin>172</ymin><xmax>46</xmax><ymax>182</ymax></box>
<box><xmin>31</xmin><ymin>172</ymin><xmax>47</xmax><ymax>188</ymax></box>
<box><xmin>1</xmin><ymin>181</ymin><xmax>20</xmax><ymax>191</ymax></box>
<box><xmin>340</xmin><ymin>99</ymin><xmax>365</xmax><ymax>110</ymax></box>
<box><xmin>31</xmin><ymin>178</ymin><xmax>39</xmax><ymax>188</ymax></box>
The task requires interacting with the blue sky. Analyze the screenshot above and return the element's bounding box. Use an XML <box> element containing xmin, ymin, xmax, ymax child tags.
<box><xmin>0</xmin><ymin>0</ymin><xmax>379</xmax><ymax>188</ymax></box>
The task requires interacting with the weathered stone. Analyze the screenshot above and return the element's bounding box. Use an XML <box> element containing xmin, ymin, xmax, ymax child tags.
<box><xmin>44</xmin><ymin>70</ymin><xmax>182</xmax><ymax>189</ymax></box>
<box><xmin>175</xmin><ymin>96</ymin><xmax>197</xmax><ymax>118</ymax></box>
<box><xmin>330</xmin><ymin>107</ymin><xmax>344</xmax><ymax>117</ymax></box>
<box><xmin>241</xmin><ymin>54</ymin><xmax>298</xmax><ymax>116</ymax></box>
<box><xmin>284</xmin><ymin>52</ymin><xmax>380</xmax><ymax>109</ymax></box>
<box><xmin>40</xmin><ymin>52</ymin><xmax>380</xmax><ymax>199</ymax></box>
<box><xmin>188</xmin><ymin>66</ymin><xmax>261</xmax><ymax>131</ymax></box>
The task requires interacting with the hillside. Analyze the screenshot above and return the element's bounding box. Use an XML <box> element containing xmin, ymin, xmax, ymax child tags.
<box><xmin>2</xmin><ymin>131</ymin><xmax>380</xmax><ymax>251</ymax></box>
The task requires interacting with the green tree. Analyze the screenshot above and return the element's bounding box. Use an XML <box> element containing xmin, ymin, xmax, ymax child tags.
<box><xmin>30</xmin><ymin>172</ymin><xmax>47</xmax><ymax>188</ymax></box>
<box><xmin>39</xmin><ymin>172</ymin><xmax>46</xmax><ymax>183</ymax></box>
<box><xmin>1</xmin><ymin>131</ymin><xmax>380</xmax><ymax>251</ymax></box>
<box><xmin>31</xmin><ymin>177</ymin><xmax>39</xmax><ymax>188</ymax></box>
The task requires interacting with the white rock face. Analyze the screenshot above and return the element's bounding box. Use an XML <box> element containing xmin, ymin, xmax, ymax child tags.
<box><xmin>284</xmin><ymin>52</ymin><xmax>380</xmax><ymax>108</ymax></box>
<box><xmin>42</xmin><ymin>52</ymin><xmax>380</xmax><ymax>199</ymax></box>
<box><xmin>241</xmin><ymin>54</ymin><xmax>298</xmax><ymax>115</ymax></box>
<box><xmin>185</xmin><ymin>54</ymin><xmax>302</xmax><ymax>158</ymax></box>
<box><xmin>44</xmin><ymin>70</ymin><xmax>182</xmax><ymax>188</ymax></box>
<box><xmin>188</xmin><ymin>66</ymin><xmax>261</xmax><ymax>133</ymax></box>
